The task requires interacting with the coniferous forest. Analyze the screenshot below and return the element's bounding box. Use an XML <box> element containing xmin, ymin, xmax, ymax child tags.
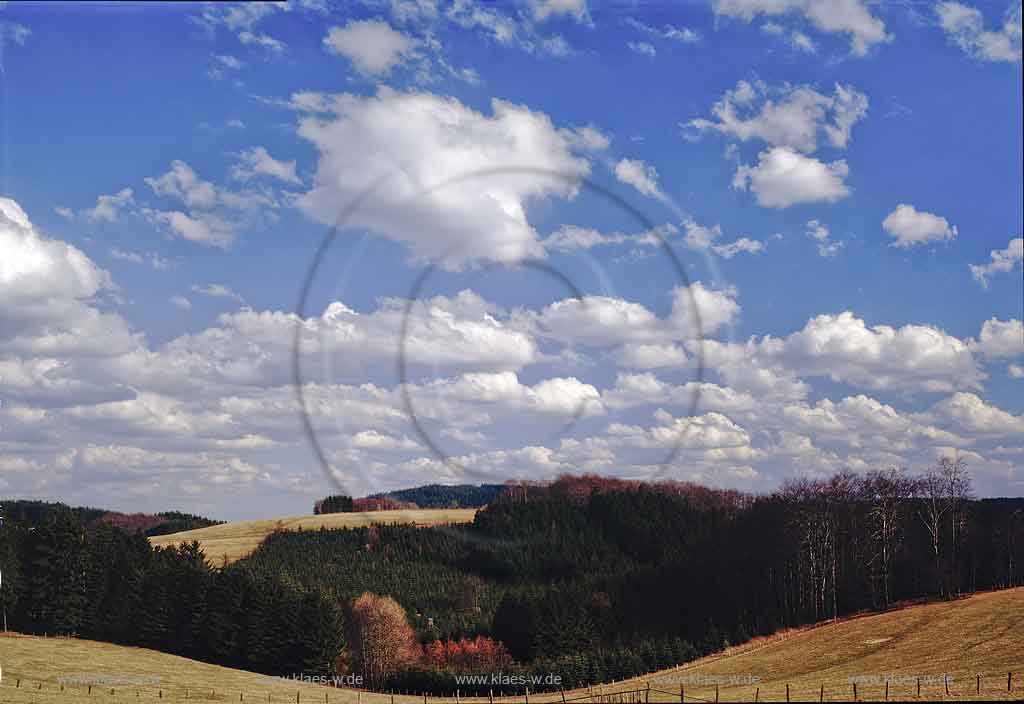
<box><xmin>1</xmin><ymin>462</ymin><xmax>1022</xmax><ymax>695</ymax></box>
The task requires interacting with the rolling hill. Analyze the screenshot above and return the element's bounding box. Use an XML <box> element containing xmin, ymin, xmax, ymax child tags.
<box><xmin>0</xmin><ymin>632</ymin><xmax>412</xmax><ymax>704</ymax></box>
<box><xmin>557</xmin><ymin>586</ymin><xmax>1024</xmax><ymax>702</ymax></box>
<box><xmin>2</xmin><ymin>587</ymin><xmax>1020</xmax><ymax>702</ymax></box>
<box><xmin>148</xmin><ymin>508</ymin><xmax>478</xmax><ymax>564</ymax></box>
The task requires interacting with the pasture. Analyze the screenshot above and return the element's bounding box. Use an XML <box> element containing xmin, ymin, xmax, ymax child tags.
<box><xmin>148</xmin><ymin>508</ymin><xmax>478</xmax><ymax>564</ymax></box>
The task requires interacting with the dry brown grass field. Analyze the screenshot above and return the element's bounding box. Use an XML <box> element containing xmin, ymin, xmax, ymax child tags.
<box><xmin>0</xmin><ymin>632</ymin><xmax>414</xmax><ymax>704</ymax></box>
<box><xmin>147</xmin><ymin>508</ymin><xmax>478</xmax><ymax>564</ymax></box>
<box><xmin>545</xmin><ymin>586</ymin><xmax>1024</xmax><ymax>703</ymax></box>
<box><xmin>1</xmin><ymin>587</ymin><xmax>1021</xmax><ymax>703</ymax></box>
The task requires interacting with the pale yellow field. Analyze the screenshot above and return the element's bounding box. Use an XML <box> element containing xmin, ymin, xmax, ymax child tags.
<box><xmin>148</xmin><ymin>508</ymin><xmax>478</xmax><ymax>564</ymax></box>
<box><xmin>1</xmin><ymin>588</ymin><xmax>1020</xmax><ymax>703</ymax></box>
<box><xmin>538</xmin><ymin>587</ymin><xmax>1024</xmax><ymax>703</ymax></box>
<box><xmin>0</xmin><ymin>632</ymin><xmax>415</xmax><ymax>704</ymax></box>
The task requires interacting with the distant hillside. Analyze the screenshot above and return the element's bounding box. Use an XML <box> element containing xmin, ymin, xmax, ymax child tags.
<box><xmin>149</xmin><ymin>507</ymin><xmax>478</xmax><ymax>564</ymax></box>
<box><xmin>371</xmin><ymin>483</ymin><xmax>507</xmax><ymax>508</ymax></box>
<box><xmin>0</xmin><ymin>498</ymin><xmax>107</xmax><ymax>526</ymax></box>
<box><xmin>102</xmin><ymin>509</ymin><xmax>224</xmax><ymax>537</ymax></box>
<box><xmin>0</xmin><ymin>499</ymin><xmax>221</xmax><ymax>535</ymax></box>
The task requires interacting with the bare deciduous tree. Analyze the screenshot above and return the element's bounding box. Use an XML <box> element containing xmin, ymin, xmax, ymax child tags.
<box><xmin>942</xmin><ymin>456</ymin><xmax>973</xmax><ymax>596</ymax></box>
<box><xmin>863</xmin><ymin>468</ymin><xmax>920</xmax><ymax>608</ymax></box>
<box><xmin>917</xmin><ymin>456</ymin><xmax>973</xmax><ymax>597</ymax></box>
<box><xmin>347</xmin><ymin>592</ymin><xmax>418</xmax><ymax>688</ymax></box>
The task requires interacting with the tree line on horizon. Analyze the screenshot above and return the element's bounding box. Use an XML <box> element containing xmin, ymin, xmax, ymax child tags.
<box><xmin>0</xmin><ymin>500</ymin><xmax>220</xmax><ymax>536</ymax></box>
<box><xmin>314</xmin><ymin>484</ymin><xmax>507</xmax><ymax>514</ymax></box>
<box><xmin>0</xmin><ymin>460</ymin><xmax>1022</xmax><ymax>695</ymax></box>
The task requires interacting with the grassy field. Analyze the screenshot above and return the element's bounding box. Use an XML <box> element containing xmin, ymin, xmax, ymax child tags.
<box><xmin>0</xmin><ymin>632</ymin><xmax>413</xmax><ymax>704</ymax></box>
<box><xmin>1</xmin><ymin>588</ymin><xmax>1021</xmax><ymax>703</ymax></box>
<box><xmin>148</xmin><ymin>508</ymin><xmax>478</xmax><ymax>564</ymax></box>
<box><xmin>552</xmin><ymin>586</ymin><xmax>1024</xmax><ymax>703</ymax></box>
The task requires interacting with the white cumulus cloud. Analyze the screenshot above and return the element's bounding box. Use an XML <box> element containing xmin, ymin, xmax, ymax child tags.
<box><xmin>733</xmin><ymin>147</ymin><xmax>850</xmax><ymax>208</ymax></box>
<box><xmin>975</xmin><ymin>318</ymin><xmax>1024</xmax><ymax>360</ymax></box>
<box><xmin>882</xmin><ymin>204</ymin><xmax>958</xmax><ymax>248</ymax></box>
<box><xmin>292</xmin><ymin>87</ymin><xmax>594</xmax><ymax>268</ymax></box>
<box><xmin>323</xmin><ymin>20</ymin><xmax>420</xmax><ymax>76</ymax></box>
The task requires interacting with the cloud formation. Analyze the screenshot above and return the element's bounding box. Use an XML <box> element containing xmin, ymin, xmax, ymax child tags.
<box><xmin>323</xmin><ymin>19</ymin><xmax>421</xmax><ymax>76</ymax></box>
<box><xmin>970</xmin><ymin>237</ymin><xmax>1023</xmax><ymax>287</ymax></box>
<box><xmin>682</xmin><ymin>218</ymin><xmax>764</xmax><ymax>258</ymax></box>
<box><xmin>292</xmin><ymin>88</ymin><xmax>599</xmax><ymax>268</ymax></box>
<box><xmin>733</xmin><ymin>147</ymin><xmax>850</xmax><ymax>208</ymax></box>
<box><xmin>232</xmin><ymin>146</ymin><xmax>301</xmax><ymax>184</ymax></box>
<box><xmin>937</xmin><ymin>2</ymin><xmax>1022</xmax><ymax>63</ymax></box>
<box><xmin>613</xmin><ymin>158</ymin><xmax>664</xmax><ymax>199</ymax></box>
<box><xmin>883</xmin><ymin>204</ymin><xmax>958</xmax><ymax>248</ymax></box>
<box><xmin>686</xmin><ymin>81</ymin><xmax>868</xmax><ymax>154</ymax></box>
<box><xmin>712</xmin><ymin>0</ymin><xmax>890</xmax><ymax>56</ymax></box>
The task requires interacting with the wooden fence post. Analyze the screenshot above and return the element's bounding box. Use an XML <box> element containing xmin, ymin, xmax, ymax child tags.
<box><xmin>754</xmin><ymin>687</ymin><xmax>758</xmax><ymax>702</ymax></box>
<box><xmin>977</xmin><ymin>675</ymin><xmax>980</xmax><ymax>695</ymax></box>
<box><xmin>852</xmin><ymin>682</ymin><xmax>857</xmax><ymax>701</ymax></box>
<box><xmin>715</xmin><ymin>684</ymin><xmax>719</xmax><ymax>703</ymax></box>
<box><xmin>490</xmin><ymin>689</ymin><xmax>495</xmax><ymax>704</ymax></box>
<box><xmin>525</xmin><ymin>688</ymin><xmax>530</xmax><ymax>704</ymax></box>
<box><xmin>885</xmin><ymin>680</ymin><xmax>889</xmax><ymax>700</ymax></box>
<box><xmin>944</xmin><ymin>676</ymin><xmax>950</xmax><ymax>696</ymax></box>
<box><xmin>819</xmin><ymin>683</ymin><xmax>823</xmax><ymax>702</ymax></box>
<box><xmin>917</xmin><ymin>678</ymin><xmax>920</xmax><ymax>698</ymax></box>
<box><xmin>1009</xmin><ymin>672</ymin><xmax>1013</xmax><ymax>692</ymax></box>
<box><xmin>679</xmin><ymin>684</ymin><xmax>683</xmax><ymax>703</ymax></box>
<box><xmin>785</xmin><ymin>683</ymin><xmax>789</xmax><ymax>702</ymax></box>
<box><xmin>561</xmin><ymin>690</ymin><xmax>567</xmax><ymax>704</ymax></box>
<box><xmin>646</xmin><ymin>682</ymin><xmax>650</xmax><ymax>704</ymax></box>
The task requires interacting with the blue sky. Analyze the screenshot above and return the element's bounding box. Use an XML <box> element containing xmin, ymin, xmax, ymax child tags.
<box><xmin>0</xmin><ymin>0</ymin><xmax>1022</xmax><ymax>520</ymax></box>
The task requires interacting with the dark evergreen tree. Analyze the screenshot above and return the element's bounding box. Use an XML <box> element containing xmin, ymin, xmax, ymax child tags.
<box><xmin>23</xmin><ymin>508</ymin><xmax>88</xmax><ymax>634</ymax></box>
<box><xmin>297</xmin><ymin>590</ymin><xmax>346</xmax><ymax>675</ymax></box>
<box><xmin>492</xmin><ymin>593</ymin><xmax>538</xmax><ymax>661</ymax></box>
